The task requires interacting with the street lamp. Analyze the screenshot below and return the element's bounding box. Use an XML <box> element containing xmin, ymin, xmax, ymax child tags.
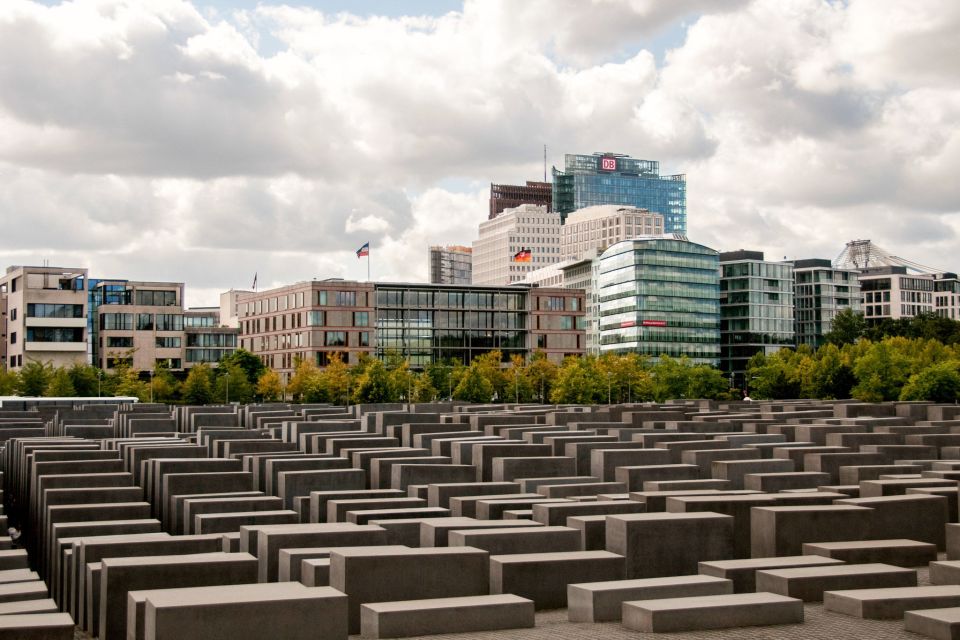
<box><xmin>149</xmin><ymin>369</ymin><xmax>154</xmax><ymax>403</ymax></box>
<box><xmin>97</xmin><ymin>370</ymin><xmax>102</xmax><ymax>398</ymax></box>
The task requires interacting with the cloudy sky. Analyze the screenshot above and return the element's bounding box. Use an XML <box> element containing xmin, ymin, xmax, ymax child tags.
<box><xmin>2</xmin><ymin>0</ymin><xmax>958</xmax><ymax>306</ymax></box>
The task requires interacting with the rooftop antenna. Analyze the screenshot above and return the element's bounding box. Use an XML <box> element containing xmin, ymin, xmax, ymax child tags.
<box><xmin>543</xmin><ymin>144</ymin><xmax>547</xmax><ymax>183</ymax></box>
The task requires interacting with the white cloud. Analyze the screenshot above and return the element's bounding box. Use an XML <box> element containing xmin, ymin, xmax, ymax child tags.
<box><xmin>0</xmin><ymin>0</ymin><xmax>958</xmax><ymax>306</ymax></box>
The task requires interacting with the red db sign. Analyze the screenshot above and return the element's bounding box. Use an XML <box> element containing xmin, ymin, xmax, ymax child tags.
<box><xmin>601</xmin><ymin>157</ymin><xmax>617</xmax><ymax>171</ymax></box>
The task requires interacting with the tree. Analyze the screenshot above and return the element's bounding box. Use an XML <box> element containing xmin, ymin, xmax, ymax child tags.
<box><xmin>453</xmin><ymin>363</ymin><xmax>495</xmax><ymax>403</ymax></box>
<box><xmin>506</xmin><ymin>354</ymin><xmax>536</xmax><ymax>403</ymax></box>
<box><xmin>182</xmin><ymin>364</ymin><xmax>214</xmax><ymax>404</ymax></box>
<box><xmin>387</xmin><ymin>359</ymin><xmax>416</xmax><ymax>402</ymax></box>
<box><xmin>151</xmin><ymin>364</ymin><xmax>179</xmax><ymax>403</ymax></box>
<box><xmin>288</xmin><ymin>359</ymin><xmax>324</xmax><ymax>402</ymax></box>
<box><xmin>900</xmin><ymin>362</ymin><xmax>960</xmax><ymax>402</ymax></box>
<box><xmin>411</xmin><ymin>372</ymin><xmax>438</xmax><ymax>402</ymax></box>
<box><xmin>256</xmin><ymin>369</ymin><xmax>283</xmax><ymax>402</ymax></box>
<box><xmin>651</xmin><ymin>356</ymin><xmax>691</xmax><ymax>402</ymax></box>
<box><xmin>320</xmin><ymin>353</ymin><xmax>353</xmax><ymax>406</ymax></box>
<box><xmin>551</xmin><ymin>356</ymin><xmax>604</xmax><ymax>404</ymax></box>
<box><xmin>219</xmin><ymin>349</ymin><xmax>266</xmax><ymax>385</ymax></box>
<box><xmin>526</xmin><ymin>351</ymin><xmax>558</xmax><ymax>403</ymax></box>
<box><xmin>353</xmin><ymin>360</ymin><xmax>394</xmax><ymax>403</ymax></box>
<box><xmin>68</xmin><ymin>363</ymin><xmax>100</xmax><ymax>397</ymax></box>
<box><xmin>0</xmin><ymin>369</ymin><xmax>20</xmax><ymax>396</ymax></box>
<box><xmin>113</xmin><ymin>365</ymin><xmax>150</xmax><ymax>401</ymax></box>
<box><xmin>851</xmin><ymin>340</ymin><xmax>914</xmax><ymax>402</ymax></box>
<box><xmin>811</xmin><ymin>343</ymin><xmax>856</xmax><ymax>399</ymax></box>
<box><xmin>214</xmin><ymin>363</ymin><xmax>254</xmax><ymax>404</ymax></box>
<box><xmin>686</xmin><ymin>365</ymin><xmax>732</xmax><ymax>400</ymax></box>
<box><xmin>45</xmin><ymin>368</ymin><xmax>76</xmax><ymax>397</ymax></box>
<box><xmin>745</xmin><ymin>351</ymin><xmax>801</xmax><ymax>400</ymax></box>
<box><xmin>19</xmin><ymin>360</ymin><xmax>52</xmax><ymax>396</ymax></box>
<box><xmin>825</xmin><ymin>308</ymin><xmax>866</xmax><ymax>346</ymax></box>
<box><xmin>472</xmin><ymin>351</ymin><xmax>508</xmax><ymax>401</ymax></box>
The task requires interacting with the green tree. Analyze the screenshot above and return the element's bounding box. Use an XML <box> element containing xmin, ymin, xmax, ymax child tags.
<box><xmin>388</xmin><ymin>359</ymin><xmax>416</xmax><ymax>402</ymax></box>
<box><xmin>825</xmin><ymin>308</ymin><xmax>866</xmax><ymax>346</ymax></box>
<box><xmin>288</xmin><ymin>359</ymin><xmax>324</xmax><ymax>402</ymax></box>
<box><xmin>0</xmin><ymin>368</ymin><xmax>20</xmax><ymax>395</ymax></box>
<box><xmin>424</xmin><ymin>359</ymin><xmax>457</xmax><ymax>400</ymax></box>
<box><xmin>412</xmin><ymin>372</ymin><xmax>438</xmax><ymax>402</ymax></box>
<box><xmin>214</xmin><ymin>363</ymin><xmax>254</xmax><ymax>404</ymax></box>
<box><xmin>506</xmin><ymin>354</ymin><xmax>536</xmax><ymax>403</ymax></box>
<box><xmin>256</xmin><ymin>369</ymin><xmax>283</xmax><ymax>402</ymax></box>
<box><xmin>851</xmin><ymin>339</ymin><xmax>914</xmax><ymax>402</ymax></box>
<box><xmin>551</xmin><ymin>356</ymin><xmax>604</xmax><ymax>404</ymax></box>
<box><xmin>453</xmin><ymin>363</ymin><xmax>495</xmax><ymax>403</ymax></box>
<box><xmin>686</xmin><ymin>365</ymin><xmax>732</xmax><ymax>400</ymax></box>
<box><xmin>45</xmin><ymin>367</ymin><xmax>76</xmax><ymax>397</ymax></box>
<box><xmin>353</xmin><ymin>360</ymin><xmax>394</xmax><ymax>403</ymax></box>
<box><xmin>182</xmin><ymin>364</ymin><xmax>214</xmax><ymax>404</ymax></box>
<box><xmin>219</xmin><ymin>349</ymin><xmax>266</xmax><ymax>385</ymax></box>
<box><xmin>151</xmin><ymin>364</ymin><xmax>179</xmax><ymax>403</ymax></box>
<box><xmin>651</xmin><ymin>356</ymin><xmax>691</xmax><ymax>402</ymax></box>
<box><xmin>811</xmin><ymin>343</ymin><xmax>856</xmax><ymax>399</ymax></box>
<box><xmin>745</xmin><ymin>351</ymin><xmax>801</xmax><ymax>400</ymax></box>
<box><xmin>900</xmin><ymin>361</ymin><xmax>960</xmax><ymax>402</ymax></box>
<box><xmin>67</xmin><ymin>363</ymin><xmax>100</xmax><ymax>397</ymax></box>
<box><xmin>19</xmin><ymin>360</ymin><xmax>52</xmax><ymax>396</ymax></box>
<box><xmin>472</xmin><ymin>351</ymin><xmax>508</xmax><ymax>401</ymax></box>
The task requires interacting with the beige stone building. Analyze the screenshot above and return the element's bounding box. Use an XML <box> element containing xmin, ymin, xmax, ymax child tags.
<box><xmin>561</xmin><ymin>205</ymin><xmax>664</xmax><ymax>261</ymax></box>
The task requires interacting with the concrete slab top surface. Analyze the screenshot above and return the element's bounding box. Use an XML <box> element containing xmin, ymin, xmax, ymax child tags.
<box><xmin>626</xmin><ymin>592</ymin><xmax>799</xmax><ymax>611</ymax></box>
<box><xmin>759</xmin><ymin>563</ymin><xmax>916</xmax><ymax>578</ymax></box>
<box><xmin>701</xmin><ymin>556</ymin><xmax>845</xmax><ymax>570</ymax></box>
<box><xmin>824</xmin><ymin>585</ymin><xmax>960</xmax><ymax>600</ymax></box>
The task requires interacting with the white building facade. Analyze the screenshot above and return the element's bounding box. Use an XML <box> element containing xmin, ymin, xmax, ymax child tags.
<box><xmin>472</xmin><ymin>204</ymin><xmax>563</xmax><ymax>285</ymax></box>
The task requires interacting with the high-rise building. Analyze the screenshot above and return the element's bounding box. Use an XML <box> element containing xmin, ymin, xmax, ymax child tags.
<box><xmin>858</xmin><ymin>266</ymin><xmax>934</xmax><ymax>322</ymax></box>
<box><xmin>552</xmin><ymin>152</ymin><xmax>686</xmax><ymax>232</ymax></box>
<box><xmin>0</xmin><ymin>266</ymin><xmax>88</xmax><ymax>371</ymax></box>
<box><xmin>719</xmin><ymin>251</ymin><xmax>795</xmax><ymax>387</ymax></box>
<box><xmin>472</xmin><ymin>204</ymin><xmax>563</xmax><ymax>286</ymax></box>
<box><xmin>561</xmin><ymin>205</ymin><xmax>664</xmax><ymax>261</ymax></box>
<box><xmin>428</xmin><ymin>245</ymin><xmax>473</xmax><ymax>285</ymax></box>
<box><xmin>792</xmin><ymin>259</ymin><xmax>860</xmax><ymax>348</ymax></box>
<box><xmin>598</xmin><ymin>237</ymin><xmax>719</xmax><ymax>365</ymax></box>
<box><xmin>236</xmin><ymin>280</ymin><xmax>585</xmax><ymax>381</ymax></box>
<box><xmin>489</xmin><ymin>181</ymin><xmax>552</xmax><ymax>219</ymax></box>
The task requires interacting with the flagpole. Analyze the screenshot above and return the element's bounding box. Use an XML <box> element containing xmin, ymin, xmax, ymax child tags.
<box><xmin>367</xmin><ymin>250</ymin><xmax>370</xmax><ymax>282</ymax></box>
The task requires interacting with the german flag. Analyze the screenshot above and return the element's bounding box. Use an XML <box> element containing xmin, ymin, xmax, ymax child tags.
<box><xmin>513</xmin><ymin>248</ymin><xmax>532</xmax><ymax>262</ymax></box>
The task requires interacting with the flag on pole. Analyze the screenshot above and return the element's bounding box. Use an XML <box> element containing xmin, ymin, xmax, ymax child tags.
<box><xmin>512</xmin><ymin>248</ymin><xmax>532</xmax><ymax>262</ymax></box>
<box><xmin>356</xmin><ymin>242</ymin><xmax>370</xmax><ymax>258</ymax></box>
<box><xmin>251</xmin><ymin>272</ymin><xmax>257</xmax><ymax>290</ymax></box>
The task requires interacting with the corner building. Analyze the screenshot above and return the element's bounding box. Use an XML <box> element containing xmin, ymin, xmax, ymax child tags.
<box><xmin>793</xmin><ymin>259</ymin><xmax>860</xmax><ymax>348</ymax></box>
<box><xmin>598</xmin><ymin>238</ymin><xmax>720</xmax><ymax>365</ymax></box>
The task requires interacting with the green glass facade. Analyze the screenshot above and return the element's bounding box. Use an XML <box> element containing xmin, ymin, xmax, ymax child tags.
<box><xmin>719</xmin><ymin>252</ymin><xmax>795</xmax><ymax>387</ymax></box>
<box><xmin>598</xmin><ymin>238</ymin><xmax>720</xmax><ymax>365</ymax></box>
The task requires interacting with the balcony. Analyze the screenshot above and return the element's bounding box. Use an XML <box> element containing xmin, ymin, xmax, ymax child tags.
<box><xmin>25</xmin><ymin>341</ymin><xmax>86</xmax><ymax>352</ymax></box>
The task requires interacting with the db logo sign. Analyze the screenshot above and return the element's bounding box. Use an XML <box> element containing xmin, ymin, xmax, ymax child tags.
<box><xmin>601</xmin><ymin>157</ymin><xmax>617</xmax><ymax>171</ymax></box>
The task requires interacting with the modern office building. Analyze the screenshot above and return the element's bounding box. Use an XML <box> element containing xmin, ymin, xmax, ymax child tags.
<box><xmin>0</xmin><ymin>266</ymin><xmax>89</xmax><ymax>370</ymax></box>
<box><xmin>489</xmin><ymin>181</ymin><xmax>552</xmax><ymax>219</ymax></box>
<box><xmin>472</xmin><ymin>204</ymin><xmax>563</xmax><ymax>285</ymax></box>
<box><xmin>92</xmin><ymin>279</ymin><xmax>186</xmax><ymax>371</ymax></box>
<box><xmin>858</xmin><ymin>266</ymin><xmax>934</xmax><ymax>322</ymax></box>
<box><xmin>428</xmin><ymin>245</ymin><xmax>473</xmax><ymax>285</ymax></box>
<box><xmin>934</xmin><ymin>273</ymin><xmax>960</xmax><ymax>320</ymax></box>
<box><xmin>793</xmin><ymin>259</ymin><xmax>861</xmax><ymax>348</ymax></box>
<box><xmin>552</xmin><ymin>152</ymin><xmax>687</xmax><ymax>232</ymax></box>
<box><xmin>184</xmin><ymin>307</ymin><xmax>239</xmax><ymax>367</ymax></box>
<box><xmin>0</xmin><ymin>294</ymin><xmax>6</xmax><ymax>369</ymax></box>
<box><xmin>561</xmin><ymin>205</ymin><xmax>664</xmax><ymax>260</ymax></box>
<box><xmin>219</xmin><ymin>289</ymin><xmax>250</xmax><ymax>329</ymax></box>
<box><xmin>597</xmin><ymin>237</ymin><xmax>720</xmax><ymax>365</ymax></box>
<box><xmin>236</xmin><ymin>280</ymin><xmax>585</xmax><ymax>381</ymax></box>
<box><xmin>719</xmin><ymin>251</ymin><xmax>795</xmax><ymax>387</ymax></box>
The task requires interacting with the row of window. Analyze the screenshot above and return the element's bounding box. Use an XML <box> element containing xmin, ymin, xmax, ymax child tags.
<box><xmin>27</xmin><ymin>303</ymin><xmax>84</xmax><ymax>318</ymax></box>
<box><xmin>100</xmin><ymin>313</ymin><xmax>184</xmax><ymax>331</ymax></box>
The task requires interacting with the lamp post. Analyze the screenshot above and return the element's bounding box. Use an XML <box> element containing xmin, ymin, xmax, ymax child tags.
<box><xmin>97</xmin><ymin>370</ymin><xmax>102</xmax><ymax>398</ymax></box>
<box><xmin>149</xmin><ymin>369</ymin><xmax>154</xmax><ymax>403</ymax></box>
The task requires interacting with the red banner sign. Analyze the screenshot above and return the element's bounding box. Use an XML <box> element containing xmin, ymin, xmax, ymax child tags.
<box><xmin>641</xmin><ymin>320</ymin><xmax>667</xmax><ymax>327</ymax></box>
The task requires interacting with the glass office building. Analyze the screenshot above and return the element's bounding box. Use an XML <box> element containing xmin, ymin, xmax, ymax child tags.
<box><xmin>552</xmin><ymin>152</ymin><xmax>687</xmax><ymax>233</ymax></box>
<box><xmin>719</xmin><ymin>251</ymin><xmax>795</xmax><ymax>387</ymax></box>
<box><xmin>598</xmin><ymin>237</ymin><xmax>720</xmax><ymax>365</ymax></box>
<box><xmin>793</xmin><ymin>258</ymin><xmax>860</xmax><ymax>348</ymax></box>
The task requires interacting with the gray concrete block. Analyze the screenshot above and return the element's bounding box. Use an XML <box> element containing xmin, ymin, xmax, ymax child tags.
<box><xmin>567</xmin><ymin>575</ymin><xmax>733</xmax><ymax>622</ymax></box>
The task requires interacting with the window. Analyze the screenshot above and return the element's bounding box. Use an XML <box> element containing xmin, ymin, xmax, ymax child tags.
<box><xmin>560</xmin><ymin>316</ymin><xmax>575</xmax><ymax>330</ymax></box>
<box><xmin>136</xmin><ymin>290</ymin><xmax>178</xmax><ymax>306</ymax></box>
<box><xmin>26</xmin><ymin>327</ymin><xmax>83</xmax><ymax>342</ymax></box>
<box><xmin>155</xmin><ymin>336</ymin><xmax>182</xmax><ymax>348</ymax></box>
<box><xmin>184</xmin><ymin>315</ymin><xmax>215</xmax><ymax>328</ymax></box>
<box><xmin>155</xmin><ymin>314</ymin><xmax>184</xmax><ymax>331</ymax></box>
<box><xmin>10</xmin><ymin>332</ymin><xmax>15</xmax><ymax>345</ymax></box>
<box><xmin>27</xmin><ymin>303</ymin><xmax>83</xmax><ymax>318</ymax></box>
<box><xmin>107</xmin><ymin>336</ymin><xmax>133</xmax><ymax>348</ymax></box>
<box><xmin>316</xmin><ymin>290</ymin><xmax>328</xmax><ymax>305</ymax></box>
<box><xmin>353</xmin><ymin>311</ymin><xmax>368</xmax><ymax>327</ymax></box>
<box><xmin>10</xmin><ymin>308</ymin><xmax>16</xmax><ymax>321</ymax></box>
<box><xmin>137</xmin><ymin>314</ymin><xmax>154</xmax><ymax>330</ymax></box>
<box><xmin>359</xmin><ymin>331</ymin><xmax>370</xmax><ymax>347</ymax></box>
<box><xmin>325</xmin><ymin>331</ymin><xmax>347</xmax><ymax>347</ymax></box>
<box><xmin>336</xmin><ymin>291</ymin><xmax>356</xmax><ymax>306</ymax></box>
<box><xmin>101</xmin><ymin>313</ymin><xmax>133</xmax><ymax>330</ymax></box>
<box><xmin>307</xmin><ymin>311</ymin><xmax>324</xmax><ymax>326</ymax></box>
